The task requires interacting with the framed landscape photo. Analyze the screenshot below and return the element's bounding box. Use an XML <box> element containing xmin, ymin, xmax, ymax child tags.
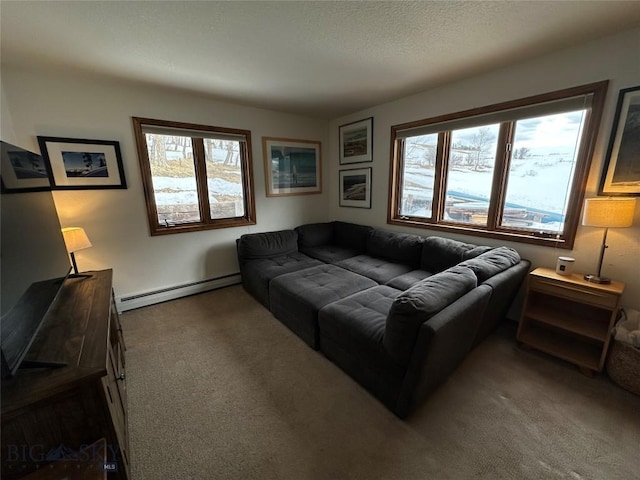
<box><xmin>262</xmin><ymin>137</ymin><xmax>322</xmax><ymax>196</ymax></box>
<box><xmin>339</xmin><ymin>167</ymin><xmax>371</xmax><ymax>208</ymax></box>
<box><xmin>37</xmin><ymin>136</ymin><xmax>127</xmax><ymax>190</ymax></box>
<box><xmin>339</xmin><ymin>117</ymin><xmax>373</xmax><ymax>164</ymax></box>
<box><xmin>0</xmin><ymin>141</ymin><xmax>52</xmax><ymax>193</ymax></box>
<box><xmin>598</xmin><ymin>85</ymin><xmax>640</xmax><ymax>196</ymax></box>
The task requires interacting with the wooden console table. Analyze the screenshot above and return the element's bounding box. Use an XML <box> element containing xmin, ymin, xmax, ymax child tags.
<box><xmin>517</xmin><ymin>267</ymin><xmax>625</xmax><ymax>376</ymax></box>
<box><xmin>1</xmin><ymin>270</ymin><xmax>130</xmax><ymax>480</ymax></box>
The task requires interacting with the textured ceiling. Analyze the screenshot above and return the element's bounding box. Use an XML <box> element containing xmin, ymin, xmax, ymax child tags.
<box><xmin>2</xmin><ymin>1</ymin><xmax>640</xmax><ymax>118</ymax></box>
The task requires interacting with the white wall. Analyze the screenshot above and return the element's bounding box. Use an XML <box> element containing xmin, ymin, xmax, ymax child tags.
<box><xmin>3</xmin><ymin>28</ymin><xmax>639</xmax><ymax>311</ymax></box>
<box><xmin>329</xmin><ymin>28</ymin><xmax>640</xmax><ymax>310</ymax></box>
<box><xmin>1</xmin><ymin>66</ymin><xmax>329</xmax><ymax>307</ymax></box>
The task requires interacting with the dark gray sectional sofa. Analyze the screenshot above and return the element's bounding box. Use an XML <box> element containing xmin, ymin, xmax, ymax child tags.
<box><xmin>236</xmin><ymin>221</ymin><xmax>530</xmax><ymax>418</ymax></box>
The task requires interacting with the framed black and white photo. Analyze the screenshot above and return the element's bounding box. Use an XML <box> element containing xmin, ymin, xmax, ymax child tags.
<box><xmin>598</xmin><ymin>85</ymin><xmax>640</xmax><ymax>196</ymax></box>
<box><xmin>339</xmin><ymin>167</ymin><xmax>371</xmax><ymax>208</ymax></box>
<box><xmin>0</xmin><ymin>141</ymin><xmax>52</xmax><ymax>193</ymax></box>
<box><xmin>262</xmin><ymin>137</ymin><xmax>322</xmax><ymax>196</ymax></box>
<box><xmin>339</xmin><ymin>117</ymin><xmax>373</xmax><ymax>164</ymax></box>
<box><xmin>37</xmin><ymin>136</ymin><xmax>127</xmax><ymax>190</ymax></box>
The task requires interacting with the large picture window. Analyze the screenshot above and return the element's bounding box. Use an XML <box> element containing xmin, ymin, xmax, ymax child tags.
<box><xmin>132</xmin><ymin>117</ymin><xmax>256</xmax><ymax>235</ymax></box>
<box><xmin>389</xmin><ymin>81</ymin><xmax>608</xmax><ymax>248</ymax></box>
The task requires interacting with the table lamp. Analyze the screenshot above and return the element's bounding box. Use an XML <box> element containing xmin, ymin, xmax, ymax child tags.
<box><xmin>581</xmin><ymin>197</ymin><xmax>636</xmax><ymax>284</ymax></box>
<box><xmin>61</xmin><ymin>227</ymin><xmax>92</xmax><ymax>276</ymax></box>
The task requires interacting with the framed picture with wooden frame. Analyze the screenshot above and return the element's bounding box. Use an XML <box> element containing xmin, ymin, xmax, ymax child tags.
<box><xmin>598</xmin><ymin>85</ymin><xmax>640</xmax><ymax>196</ymax></box>
<box><xmin>262</xmin><ymin>137</ymin><xmax>322</xmax><ymax>196</ymax></box>
<box><xmin>339</xmin><ymin>167</ymin><xmax>372</xmax><ymax>208</ymax></box>
<box><xmin>339</xmin><ymin>117</ymin><xmax>373</xmax><ymax>164</ymax></box>
<box><xmin>37</xmin><ymin>136</ymin><xmax>127</xmax><ymax>190</ymax></box>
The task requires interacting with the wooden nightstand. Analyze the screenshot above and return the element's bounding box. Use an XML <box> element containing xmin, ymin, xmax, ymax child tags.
<box><xmin>516</xmin><ymin>267</ymin><xmax>625</xmax><ymax>376</ymax></box>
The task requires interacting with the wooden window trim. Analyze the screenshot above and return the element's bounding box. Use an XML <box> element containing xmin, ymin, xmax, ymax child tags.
<box><xmin>388</xmin><ymin>81</ymin><xmax>609</xmax><ymax>249</ymax></box>
<box><xmin>132</xmin><ymin>117</ymin><xmax>256</xmax><ymax>236</ymax></box>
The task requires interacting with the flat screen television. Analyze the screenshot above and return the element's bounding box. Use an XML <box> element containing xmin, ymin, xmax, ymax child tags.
<box><xmin>1</xmin><ymin>141</ymin><xmax>72</xmax><ymax>378</ymax></box>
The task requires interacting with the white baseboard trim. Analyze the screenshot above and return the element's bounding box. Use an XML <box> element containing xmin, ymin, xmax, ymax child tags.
<box><xmin>115</xmin><ymin>273</ymin><xmax>241</xmax><ymax>312</ymax></box>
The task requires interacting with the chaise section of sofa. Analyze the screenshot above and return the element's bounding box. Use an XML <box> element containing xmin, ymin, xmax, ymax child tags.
<box><xmin>269</xmin><ymin>264</ymin><xmax>377</xmax><ymax>348</ymax></box>
<box><xmin>318</xmin><ymin>266</ymin><xmax>492</xmax><ymax>417</ymax></box>
<box><xmin>236</xmin><ymin>229</ymin><xmax>322</xmax><ymax>308</ymax></box>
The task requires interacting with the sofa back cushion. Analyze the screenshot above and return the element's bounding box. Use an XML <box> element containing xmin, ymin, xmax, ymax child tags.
<box><xmin>366</xmin><ymin>230</ymin><xmax>424</xmax><ymax>267</ymax></box>
<box><xmin>421</xmin><ymin>236</ymin><xmax>477</xmax><ymax>272</ymax></box>
<box><xmin>384</xmin><ymin>266</ymin><xmax>477</xmax><ymax>365</ymax></box>
<box><xmin>459</xmin><ymin>246</ymin><xmax>521</xmax><ymax>283</ymax></box>
<box><xmin>237</xmin><ymin>230</ymin><xmax>298</xmax><ymax>261</ymax></box>
<box><xmin>334</xmin><ymin>221</ymin><xmax>373</xmax><ymax>252</ymax></box>
<box><xmin>463</xmin><ymin>245</ymin><xmax>494</xmax><ymax>260</ymax></box>
<box><xmin>295</xmin><ymin>222</ymin><xmax>334</xmax><ymax>247</ymax></box>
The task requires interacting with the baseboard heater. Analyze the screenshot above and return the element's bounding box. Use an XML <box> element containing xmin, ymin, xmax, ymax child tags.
<box><xmin>115</xmin><ymin>272</ymin><xmax>241</xmax><ymax>312</ymax></box>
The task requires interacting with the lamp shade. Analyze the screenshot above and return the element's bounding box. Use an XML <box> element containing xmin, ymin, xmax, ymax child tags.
<box><xmin>61</xmin><ymin>227</ymin><xmax>92</xmax><ymax>253</ymax></box>
<box><xmin>582</xmin><ymin>198</ymin><xmax>636</xmax><ymax>228</ymax></box>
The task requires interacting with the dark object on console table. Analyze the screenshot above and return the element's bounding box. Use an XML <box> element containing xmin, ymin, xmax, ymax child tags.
<box><xmin>1</xmin><ymin>270</ymin><xmax>129</xmax><ymax>480</ymax></box>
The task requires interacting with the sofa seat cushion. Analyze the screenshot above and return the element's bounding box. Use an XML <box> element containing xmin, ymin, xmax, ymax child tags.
<box><xmin>385</xmin><ymin>266</ymin><xmax>478</xmax><ymax>366</ymax></box>
<box><xmin>240</xmin><ymin>253</ymin><xmax>322</xmax><ymax>308</ymax></box>
<box><xmin>386</xmin><ymin>270</ymin><xmax>434</xmax><ymax>290</ymax></box>
<box><xmin>269</xmin><ymin>264</ymin><xmax>377</xmax><ymax>348</ymax></box>
<box><xmin>318</xmin><ymin>285</ymin><xmax>406</xmax><ymax>408</ymax></box>
<box><xmin>299</xmin><ymin>245</ymin><xmax>360</xmax><ymax>263</ymax></box>
<box><xmin>458</xmin><ymin>246</ymin><xmax>521</xmax><ymax>282</ymax></box>
<box><xmin>336</xmin><ymin>255</ymin><xmax>415</xmax><ymax>284</ymax></box>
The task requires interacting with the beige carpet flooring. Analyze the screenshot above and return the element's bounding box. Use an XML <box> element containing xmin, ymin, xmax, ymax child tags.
<box><xmin>121</xmin><ymin>285</ymin><xmax>640</xmax><ymax>480</ymax></box>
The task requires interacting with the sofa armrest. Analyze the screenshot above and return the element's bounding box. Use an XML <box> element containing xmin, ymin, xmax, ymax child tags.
<box><xmin>393</xmin><ymin>284</ymin><xmax>492</xmax><ymax>418</ymax></box>
<box><xmin>472</xmin><ymin>259</ymin><xmax>530</xmax><ymax>345</ymax></box>
<box><xmin>384</xmin><ymin>266</ymin><xmax>477</xmax><ymax>366</ymax></box>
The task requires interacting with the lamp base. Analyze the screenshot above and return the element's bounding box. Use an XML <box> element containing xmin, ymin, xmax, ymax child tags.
<box><xmin>584</xmin><ymin>274</ymin><xmax>611</xmax><ymax>284</ymax></box>
<box><xmin>68</xmin><ymin>273</ymin><xmax>92</xmax><ymax>279</ymax></box>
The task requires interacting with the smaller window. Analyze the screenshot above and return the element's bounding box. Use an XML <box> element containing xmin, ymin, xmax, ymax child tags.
<box><xmin>132</xmin><ymin>118</ymin><xmax>256</xmax><ymax>235</ymax></box>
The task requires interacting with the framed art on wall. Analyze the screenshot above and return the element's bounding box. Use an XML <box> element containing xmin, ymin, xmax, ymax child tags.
<box><xmin>0</xmin><ymin>141</ymin><xmax>52</xmax><ymax>193</ymax></box>
<box><xmin>339</xmin><ymin>167</ymin><xmax>371</xmax><ymax>208</ymax></box>
<box><xmin>339</xmin><ymin>117</ymin><xmax>373</xmax><ymax>164</ymax></box>
<box><xmin>37</xmin><ymin>136</ymin><xmax>127</xmax><ymax>190</ymax></box>
<box><xmin>598</xmin><ymin>85</ymin><xmax>640</xmax><ymax>196</ymax></box>
<box><xmin>262</xmin><ymin>137</ymin><xmax>322</xmax><ymax>196</ymax></box>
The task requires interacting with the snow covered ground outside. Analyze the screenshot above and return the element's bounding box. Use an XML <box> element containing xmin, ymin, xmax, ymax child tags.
<box><xmin>400</xmin><ymin>143</ymin><xmax>578</xmax><ymax>233</ymax></box>
<box><xmin>151</xmin><ymin>176</ymin><xmax>243</xmax><ymax>205</ymax></box>
<box><xmin>403</xmin><ymin>150</ymin><xmax>575</xmax><ymax>213</ymax></box>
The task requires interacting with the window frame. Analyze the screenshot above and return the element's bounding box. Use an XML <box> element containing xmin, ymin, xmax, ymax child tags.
<box><xmin>132</xmin><ymin>117</ymin><xmax>256</xmax><ymax>236</ymax></box>
<box><xmin>388</xmin><ymin>81</ymin><xmax>609</xmax><ymax>249</ymax></box>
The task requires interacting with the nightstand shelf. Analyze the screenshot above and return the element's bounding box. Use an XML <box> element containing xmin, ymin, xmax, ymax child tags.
<box><xmin>517</xmin><ymin>267</ymin><xmax>624</xmax><ymax>375</ymax></box>
<box><xmin>518</xmin><ymin>324</ymin><xmax>602</xmax><ymax>371</ymax></box>
<box><xmin>525</xmin><ymin>295</ymin><xmax>610</xmax><ymax>341</ymax></box>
